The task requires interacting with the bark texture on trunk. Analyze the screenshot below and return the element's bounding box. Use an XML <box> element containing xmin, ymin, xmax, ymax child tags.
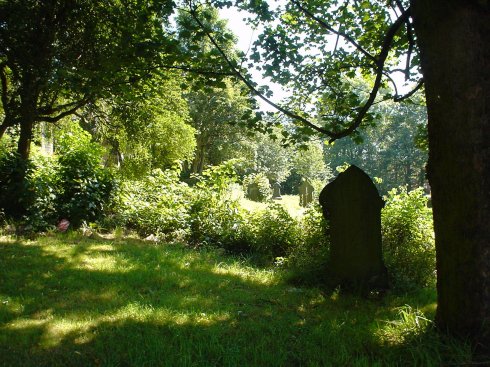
<box><xmin>411</xmin><ymin>0</ymin><xmax>490</xmax><ymax>347</ymax></box>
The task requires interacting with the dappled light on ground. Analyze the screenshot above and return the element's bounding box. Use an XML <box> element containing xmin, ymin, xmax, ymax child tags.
<box><xmin>0</xmin><ymin>235</ymin><xmax>470</xmax><ymax>366</ymax></box>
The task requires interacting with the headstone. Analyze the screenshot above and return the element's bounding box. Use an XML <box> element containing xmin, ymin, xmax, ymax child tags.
<box><xmin>272</xmin><ymin>182</ymin><xmax>282</xmax><ymax>199</ymax></box>
<box><xmin>247</xmin><ymin>182</ymin><xmax>260</xmax><ymax>201</ymax></box>
<box><xmin>319</xmin><ymin>165</ymin><xmax>387</xmax><ymax>289</ymax></box>
<box><xmin>299</xmin><ymin>180</ymin><xmax>314</xmax><ymax>207</ymax></box>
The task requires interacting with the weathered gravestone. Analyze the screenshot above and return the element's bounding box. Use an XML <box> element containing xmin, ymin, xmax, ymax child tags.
<box><xmin>247</xmin><ymin>182</ymin><xmax>260</xmax><ymax>202</ymax></box>
<box><xmin>272</xmin><ymin>182</ymin><xmax>282</xmax><ymax>199</ymax></box>
<box><xmin>299</xmin><ymin>180</ymin><xmax>314</xmax><ymax>207</ymax></box>
<box><xmin>319</xmin><ymin>165</ymin><xmax>387</xmax><ymax>289</ymax></box>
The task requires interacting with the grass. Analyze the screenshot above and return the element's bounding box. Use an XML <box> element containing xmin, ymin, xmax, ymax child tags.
<box><xmin>240</xmin><ymin>195</ymin><xmax>306</xmax><ymax>218</ymax></box>
<box><xmin>0</xmin><ymin>233</ymin><xmax>472</xmax><ymax>367</ymax></box>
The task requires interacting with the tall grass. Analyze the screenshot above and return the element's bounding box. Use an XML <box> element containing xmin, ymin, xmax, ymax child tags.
<box><xmin>0</xmin><ymin>234</ymin><xmax>472</xmax><ymax>366</ymax></box>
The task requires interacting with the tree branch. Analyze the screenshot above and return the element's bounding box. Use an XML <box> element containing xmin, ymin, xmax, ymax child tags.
<box><xmin>393</xmin><ymin>79</ymin><xmax>424</xmax><ymax>102</ymax></box>
<box><xmin>188</xmin><ymin>6</ymin><xmax>331</xmax><ymax>136</ymax></box>
<box><xmin>38</xmin><ymin>97</ymin><xmax>90</xmax><ymax>123</ymax></box>
<box><xmin>394</xmin><ymin>0</ymin><xmax>415</xmax><ymax>80</ymax></box>
<box><xmin>291</xmin><ymin>0</ymin><xmax>378</xmax><ymax>65</ymax></box>
<box><xmin>323</xmin><ymin>7</ymin><xmax>411</xmax><ymax>141</ymax></box>
<box><xmin>190</xmin><ymin>2</ymin><xmax>410</xmax><ymax>142</ymax></box>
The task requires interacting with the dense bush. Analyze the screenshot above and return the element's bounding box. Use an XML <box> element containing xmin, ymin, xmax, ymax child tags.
<box><xmin>286</xmin><ymin>204</ymin><xmax>330</xmax><ymax>283</ymax></box>
<box><xmin>243</xmin><ymin>173</ymin><xmax>272</xmax><ymax>202</ymax></box>
<box><xmin>56</xmin><ymin>129</ymin><xmax>115</xmax><ymax>227</ymax></box>
<box><xmin>0</xmin><ymin>127</ymin><xmax>115</xmax><ymax>230</ymax></box>
<box><xmin>25</xmin><ymin>154</ymin><xmax>61</xmax><ymax>229</ymax></box>
<box><xmin>0</xmin><ymin>152</ymin><xmax>34</xmax><ymax>219</ymax></box>
<box><xmin>115</xmin><ymin>168</ymin><xmax>191</xmax><ymax>237</ymax></box>
<box><xmin>245</xmin><ymin>203</ymin><xmax>299</xmax><ymax>261</ymax></box>
<box><xmin>382</xmin><ymin>187</ymin><xmax>436</xmax><ymax>290</ymax></box>
<box><xmin>187</xmin><ymin>162</ymin><xmax>250</xmax><ymax>252</ymax></box>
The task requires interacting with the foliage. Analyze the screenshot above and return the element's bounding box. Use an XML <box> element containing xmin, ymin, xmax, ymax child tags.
<box><xmin>55</xmin><ymin>127</ymin><xmax>115</xmax><ymax>227</ymax></box>
<box><xmin>24</xmin><ymin>153</ymin><xmax>61</xmax><ymax>230</ymax></box>
<box><xmin>382</xmin><ymin>187</ymin><xmax>436</xmax><ymax>290</ymax></box>
<box><xmin>187</xmin><ymin>161</ymin><xmax>250</xmax><ymax>252</ymax></box>
<box><xmin>253</xmin><ymin>131</ymin><xmax>292</xmax><ymax>183</ymax></box>
<box><xmin>185</xmin><ymin>79</ymin><xmax>257</xmax><ymax>175</ymax></box>
<box><xmin>244</xmin><ymin>203</ymin><xmax>299</xmax><ymax>262</ymax></box>
<box><xmin>83</xmin><ymin>74</ymin><xmax>197</xmax><ymax>179</ymax></box>
<box><xmin>0</xmin><ymin>126</ymin><xmax>114</xmax><ymax>230</ymax></box>
<box><xmin>286</xmin><ymin>204</ymin><xmax>330</xmax><ymax>283</ymax></box>
<box><xmin>115</xmin><ymin>168</ymin><xmax>192</xmax><ymax>238</ymax></box>
<box><xmin>242</xmin><ymin>172</ymin><xmax>272</xmax><ymax>202</ymax></box>
<box><xmin>324</xmin><ymin>100</ymin><xmax>428</xmax><ymax>194</ymax></box>
<box><xmin>292</xmin><ymin>141</ymin><xmax>332</xmax><ymax>184</ymax></box>
<box><xmin>0</xmin><ymin>0</ymin><xmax>183</xmax><ymax>157</ymax></box>
<box><xmin>0</xmin><ymin>151</ymin><xmax>35</xmax><ymax>219</ymax></box>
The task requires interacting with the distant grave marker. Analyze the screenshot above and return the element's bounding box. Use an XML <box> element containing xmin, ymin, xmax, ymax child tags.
<box><xmin>272</xmin><ymin>182</ymin><xmax>282</xmax><ymax>199</ymax></box>
<box><xmin>299</xmin><ymin>180</ymin><xmax>314</xmax><ymax>207</ymax></box>
<box><xmin>319</xmin><ymin>165</ymin><xmax>387</xmax><ymax>289</ymax></box>
<box><xmin>247</xmin><ymin>182</ymin><xmax>260</xmax><ymax>202</ymax></box>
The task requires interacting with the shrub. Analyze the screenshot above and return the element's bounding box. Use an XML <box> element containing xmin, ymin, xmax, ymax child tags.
<box><xmin>382</xmin><ymin>187</ymin><xmax>436</xmax><ymax>290</ymax></box>
<box><xmin>25</xmin><ymin>153</ymin><xmax>61</xmax><ymax>230</ymax></box>
<box><xmin>115</xmin><ymin>168</ymin><xmax>191</xmax><ymax>237</ymax></box>
<box><xmin>0</xmin><ymin>127</ymin><xmax>115</xmax><ymax>231</ymax></box>
<box><xmin>187</xmin><ymin>161</ymin><xmax>250</xmax><ymax>253</ymax></box>
<box><xmin>244</xmin><ymin>203</ymin><xmax>299</xmax><ymax>262</ymax></box>
<box><xmin>286</xmin><ymin>203</ymin><xmax>330</xmax><ymax>283</ymax></box>
<box><xmin>55</xmin><ymin>128</ymin><xmax>115</xmax><ymax>227</ymax></box>
<box><xmin>243</xmin><ymin>173</ymin><xmax>272</xmax><ymax>202</ymax></box>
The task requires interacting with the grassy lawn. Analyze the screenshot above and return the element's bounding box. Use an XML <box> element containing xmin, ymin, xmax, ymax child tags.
<box><xmin>240</xmin><ymin>195</ymin><xmax>306</xmax><ymax>218</ymax></box>
<box><xmin>0</xmin><ymin>234</ymin><xmax>471</xmax><ymax>367</ymax></box>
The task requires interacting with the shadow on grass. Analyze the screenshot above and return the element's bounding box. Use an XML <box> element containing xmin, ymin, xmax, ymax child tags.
<box><xmin>0</xmin><ymin>235</ymin><xmax>472</xmax><ymax>366</ymax></box>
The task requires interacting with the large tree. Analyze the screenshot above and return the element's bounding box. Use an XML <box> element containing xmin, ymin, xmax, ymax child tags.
<box><xmin>0</xmin><ymin>0</ymin><xmax>234</xmax><ymax>160</ymax></box>
<box><xmin>186</xmin><ymin>0</ymin><xmax>490</xmax><ymax>346</ymax></box>
<box><xmin>0</xmin><ymin>0</ymin><xmax>179</xmax><ymax>158</ymax></box>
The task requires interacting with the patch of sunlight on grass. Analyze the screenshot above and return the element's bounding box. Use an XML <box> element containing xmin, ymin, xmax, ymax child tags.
<box><xmin>40</xmin><ymin>319</ymin><xmax>96</xmax><ymax>348</ymax></box>
<box><xmin>240</xmin><ymin>195</ymin><xmax>306</xmax><ymax>218</ymax></box>
<box><xmin>0</xmin><ymin>296</ymin><xmax>25</xmax><ymax>316</ymax></box>
<box><xmin>1</xmin><ymin>234</ymin><xmax>473</xmax><ymax>366</ymax></box>
<box><xmin>4</xmin><ymin>318</ymin><xmax>47</xmax><ymax>330</ymax></box>
<box><xmin>212</xmin><ymin>261</ymin><xmax>278</xmax><ymax>285</ymax></box>
<box><xmin>375</xmin><ymin>305</ymin><xmax>432</xmax><ymax>346</ymax></box>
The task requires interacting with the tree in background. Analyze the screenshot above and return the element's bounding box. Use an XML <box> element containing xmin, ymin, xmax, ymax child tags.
<box><xmin>79</xmin><ymin>73</ymin><xmax>196</xmax><ymax>179</ymax></box>
<box><xmin>185</xmin><ymin>80</ymin><xmax>256</xmax><ymax>175</ymax></box>
<box><xmin>0</xmin><ymin>0</ymin><xmax>185</xmax><ymax>159</ymax></box>
<box><xmin>324</xmin><ymin>100</ymin><xmax>427</xmax><ymax>194</ymax></box>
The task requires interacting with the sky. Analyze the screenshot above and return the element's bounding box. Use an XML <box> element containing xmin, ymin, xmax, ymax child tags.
<box><xmin>219</xmin><ymin>6</ymin><xmax>416</xmax><ymax>112</ymax></box>
<box><xmin>220</xmin><ymin>7</ymin><xmax>289</xmax><ymax>111</ymax></box>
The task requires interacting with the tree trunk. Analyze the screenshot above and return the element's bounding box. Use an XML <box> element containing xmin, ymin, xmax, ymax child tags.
<box><xmin>0</xmin><ymin>123</ymin><xmax>8</xmax><ymax>139</ymax></box>
<box><xmin>18</xmin><ymin>118</ymin><xmax>34</xmax><ymax>160</ymax></box>
<box><xmin>411</xmin><ymin>0</ymin><xmax>490</xmax><ymax>347</ymax></box>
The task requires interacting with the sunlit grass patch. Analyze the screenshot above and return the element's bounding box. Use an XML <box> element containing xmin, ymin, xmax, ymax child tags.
<box><xmin>0</xmin><ymin>234</ymin><xmax>472</xmax><ymax>366</ymax></box>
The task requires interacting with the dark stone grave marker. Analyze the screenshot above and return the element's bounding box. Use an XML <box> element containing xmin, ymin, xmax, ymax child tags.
<box><xmin>272</xmin><ymin>182</ymin><xmax>282</xmax><ymax>199</ymax></box>
<box><xmin>319</xmin><ymin>165</ymin><xmax>387</xmax><ymax>289</ymax></box>
<box><xmin>299</xmin><ymin>180</ymin><xmax>314</xmax><ymax>207</ymax></box>
<box><xmin>247</xmin><ymin>182</ymin><xmax>260</xmax><ymax>202</ymax></box>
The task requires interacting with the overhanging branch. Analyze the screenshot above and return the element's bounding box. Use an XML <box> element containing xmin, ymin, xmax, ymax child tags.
<box><xmin>393</xmin><ymin>79</ymin><xmax>424</xmax><ymax>102</ymax></box>
<box><xmin>291</xmin><ymin>0</ymin><xmax>378</xmax><ymax>65</ymax></box>
<box><xmin>323</xmin><ymin>7</ymin><xmax>411</xmax><ymax>141</ymax></box>
<box><xmin>38</xmin><ymin>97</ymin><xmax>90</xmax><ymax>123</ymax></box>
<box><xmin>188</xmin><ymin>5</ymin><xmax>331</xmax><ymax>136</ymax></box>
<box><xmin>190</xmin><ymin>2</ymin><xmax>411</xmax><ymax>142</ymax></box>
